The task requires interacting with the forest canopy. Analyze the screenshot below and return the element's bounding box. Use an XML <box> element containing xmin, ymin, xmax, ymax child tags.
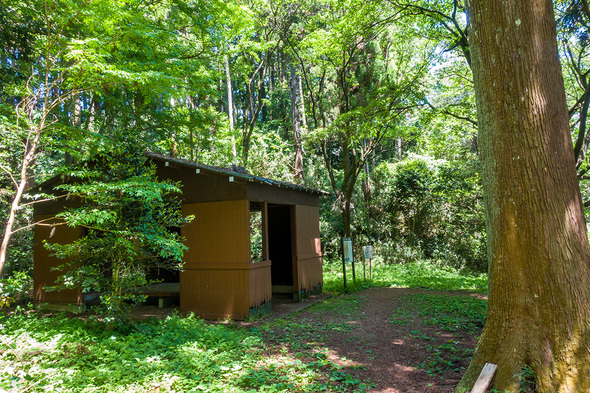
<box><xmin>0</xmin><ymin>0</ymin><xmax>588</xmax><ymax>282</ymax></box>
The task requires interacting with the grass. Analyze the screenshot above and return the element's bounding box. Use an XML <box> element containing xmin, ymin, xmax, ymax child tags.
<box><xmin>1</xmin><ymin>259</ymin><xmax>488</xmax><ymax>392</ymax></box>
<box><xmin>322</xmin><ymin>258</ymin><xmax>488</xmax><ymax>294</ymax></box>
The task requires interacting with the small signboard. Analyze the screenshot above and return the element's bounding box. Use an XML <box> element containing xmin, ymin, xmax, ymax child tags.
<box><xmin>342</xmin><ymin>237</ymin><xmax>353</xmax><ymax>264</ymax></box>
<box><xmin>363</xmin><ymin>245</ymin><xmax>373</xmax><ymax>260</ymax></box>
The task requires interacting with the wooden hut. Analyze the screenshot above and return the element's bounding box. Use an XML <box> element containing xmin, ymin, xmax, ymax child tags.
<box><xmin>33</xmin><ymin>153</ymin><xmax>326</xmax><ymax>319</ymax></box>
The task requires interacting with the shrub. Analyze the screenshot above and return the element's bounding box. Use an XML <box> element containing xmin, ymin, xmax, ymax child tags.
<box><xmin>370</xmin><ymin>155</ymin><xmax>487</xmax><ymax>272</ymax></box>
<box><xmin>45</xmin><ymin>146</ymin><xmax>190</xmax><ymax>318</ymax></box>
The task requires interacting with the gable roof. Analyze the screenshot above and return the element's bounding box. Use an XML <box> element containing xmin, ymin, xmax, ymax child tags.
<box><xmin>145</xmin><ymin>152</ymin><xmax>329</xmax><ymax>196</ymax></box>
<box><xmin>32</xmin><ymin>152</ymin><xmax>329</xmax><ymax>197</ymax></box>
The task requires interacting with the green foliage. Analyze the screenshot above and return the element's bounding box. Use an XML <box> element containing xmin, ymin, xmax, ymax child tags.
<box><xmin>370</xmin><ymin>154</ymin><xmax>486</xmax><ymax>271</ymax></box>
<box><xmin>0</xmin><ymin>311</ymin><xmax>259</xmax><ymax>392</ymax></box>
<box><xmin>519</xmin><ymin>365</ymin><xmax>537</xmax><ymax>392</ymax></box>
<box><xmin>0</xmin><ymin>271</ymin><xmax>32</xmax><ymax>307</ymax></box>
<box><xmin>0</xmin><ymin>308</ymin><xmax>372</xmax><ymax>392</ymax></box>
<box><xmin>45</xmin><ymin>147</ymin><xmax>189</xmax><ymax>317</ymax></box>
<box><xmin>391</xmin><ymin>293</ymin><xmax>487</xmax><ymax>335</ymax></box>
<box><xmin>0</xmin><ymin>256</ymin><xmax>488</xmax><ymax>393</ymax></box>
<box><xmin>246</xmin><ymin>129</ymin><xmax>296</xmax><ymax>182</ymax></box>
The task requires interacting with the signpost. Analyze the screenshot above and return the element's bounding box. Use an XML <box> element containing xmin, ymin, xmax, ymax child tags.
<box><xmin>363</xmin><ymin>245</ymin><xmax>373</xmax><ymax>280</ymax></box>
<box><xmin>341</xmin><ymin>237</ymin><xmax>353</xmax><ymax>289</ymax></box>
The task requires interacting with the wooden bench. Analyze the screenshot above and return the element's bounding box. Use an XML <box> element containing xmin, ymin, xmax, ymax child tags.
<box><xmin>132</xmin><ymin>282</ymin><xmax>180</xmax><ymax>308</ymax></box>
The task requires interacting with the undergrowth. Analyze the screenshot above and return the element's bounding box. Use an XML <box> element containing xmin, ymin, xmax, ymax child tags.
<box><xmin>0</xmin><ymin>304</ymin><xmax>372</xmax><ymax>393</ymax></box>
<box><xmin>0</xmin><ymin>309</ymin><xmax>339</xmax><ymax>392</ymax></box>
<box><xmin>1</xmin><ymin>260</ymin><xmax>488</xmax><ymax>392</ymax></box>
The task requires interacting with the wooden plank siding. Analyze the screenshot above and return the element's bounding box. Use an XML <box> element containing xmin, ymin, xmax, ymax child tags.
<box><xmin>33</xmin><ymin>215</ymin><xmax>83</xmax><ymax>306</ymax></box>
<box><xmin>293</xmin><ymin>205</ymin><xmax>323</xmax><ymax>296</ymax></box>
<box><xmin>248</xmin><ymin>261</ymin><xmax>272</xmax><ymax>311</ymax></box>
<box><xmin>181</xmin><ymin>200</ymin><xmax>250</xmax><ymax>266</ymax></box>
<box><xmin>180</xmin><ymin>200</ymin><xmax>272</xmax><ymax>318</ymax></box>
<box><xmin>247</xmin><ymin>182</ymin><xmax>319</xmax><ymax>207</ymax></box>
<box><xmin>155</xmin><ymin>162</ymin><xmax>247</xmax><ymax>204</ymax></box>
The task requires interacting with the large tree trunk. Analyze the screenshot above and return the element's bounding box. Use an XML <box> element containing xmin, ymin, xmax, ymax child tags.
<box><xmin>457</xmin><ymin>0</ymin><xmax>590</xmax><ymax>392</ymax></box>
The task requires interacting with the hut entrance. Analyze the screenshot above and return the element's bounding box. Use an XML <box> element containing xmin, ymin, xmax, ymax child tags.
<box><xmin>268</xmin><ymin>204</ymin><xmax>295</xmax><ymax>296</ymax></box>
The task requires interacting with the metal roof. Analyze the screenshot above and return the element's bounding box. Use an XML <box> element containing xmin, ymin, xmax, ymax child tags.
<box><xmin>145</xmin><ymin>152</ymin><xmax>329</xmax><ymax>196</ymax></box>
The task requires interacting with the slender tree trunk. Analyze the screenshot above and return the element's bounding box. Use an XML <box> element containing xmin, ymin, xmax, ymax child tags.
<box><xmin>225</xmin><ymin>55</ymin><xmax>237</xmax><ymax>159</ymax></box>
<box><xmin>361</xmin><ymin>139</ymin><xmax>371</xmax><ymax>203</ymax></box>
<box><xmin>241</xmin><ymin>50</ymin><xmax>273</xmax><ymax>166</ymax></box>
<box><xmin>66</xmin><ymin>95</ymin><xmax>82</xmax><ymax>165</ymax></box>
<box><xmin>457</xmin><ymin>0</ymin><xmax>590</xmax><ymax>391</ymax></box>
<box><xmin>188</xmin><ymin>95</ymin><xmax>196</xmax><ymax>161</ymax></box>
<box><xmin>299</xmin><ymin>74</ymin><xmax>307</xmax><ymax>132</ymax></box>
<box><xmin>291</xmin><ymin>66</ymin><xmax>304</xmax><ymax>181</ymax></box>
<box><xmin>85</xmin><ymin>93</ymin><xmax>96</xmax><ymax>133</ymax></box>
<box><xmin>573</xmin><ymin>90</ymin><xmax>590</xmax><ymax>170</ymax></box>
<box><xmin>225</xmin><ymin>55</ymin><xmax>235</xmax><ymax>132</ymax></box>
<box><xmin>0</xmin><ymin>125</ymin><xmax>43</xmax><ymax>277</ymax></box>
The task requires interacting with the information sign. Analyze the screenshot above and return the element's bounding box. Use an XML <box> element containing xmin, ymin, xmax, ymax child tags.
<box><xmin>363</xmin><ymin>245</ymin><xmax>373</xmax><ymax>260</ymax></box>
<box><xmin>342</xmin><ymin>237</ymin><xmax>353</xmax><ymax>264</ymax></box>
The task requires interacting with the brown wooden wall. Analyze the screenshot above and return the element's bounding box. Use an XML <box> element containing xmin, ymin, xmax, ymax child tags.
<box><xmin>155</xmin><ymin>162</ymin><xmax>247</xmax><ymax>204</ymax></box>
<box><xmin>33</xmin><ymin>215</ymin><xmax>82</xmax><ymax>305</ymax></box>
<box><xmin>249</xmin><ymin>261</ymin><xmax>272</xmax><ymax>309</ymax></box>
<box><xmin>179</xmin><ymin>200</ymin><xmax>272</xmax><ymax>318</ymax></box>
<box><xmin>182</xmin><ymin>200</ymin><xmax>250</xmax><ymax>265</ymax></box>
<box><xmin>293</xmin><ymin>205</ymin><xmax>323</xmax><ymax>294</ymax></box>
<box><xmin>247</xmin><ymin>182</ymin><xmax>319</xmax><ymax>207</ymax></box>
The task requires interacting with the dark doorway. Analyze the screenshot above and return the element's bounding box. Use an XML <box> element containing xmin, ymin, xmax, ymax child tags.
<box><xmin>268</xmin><ymin>204</ymin><xmax>294</xmax><ymax>293</ymax></box>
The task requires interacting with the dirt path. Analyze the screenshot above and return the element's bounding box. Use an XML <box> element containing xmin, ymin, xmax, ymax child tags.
<box><xmin>269</xmin><ymin>287</ymin><xmax>481</xmax><ymax>393</ymax></box>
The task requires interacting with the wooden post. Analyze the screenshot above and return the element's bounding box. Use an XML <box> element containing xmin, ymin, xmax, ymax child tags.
<box><xmin>261</xmin><ymin>202</ymin><xmax>269</xmax><ymax>261</ymax></box>
<box><xmin>471</xmin><ymin>363</ymin><xmax>498</xmax><ymax>393</ymax></box>
<box><xmin>341</xmin><ymin>238</ymin><xmax>348</xmax><ymax>290</ymax></box>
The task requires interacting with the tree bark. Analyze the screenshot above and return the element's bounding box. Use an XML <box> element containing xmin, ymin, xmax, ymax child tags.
<box><xmin>224</xmin><ymin>54</ymin><xmax>237</xmax><ymax>159</ymax></box>
<box><xmin>298</xmin><ymin>74</ymin><xmax>307</xmax><ymax>132</ymax></box>
<box><xmin>457</xmin><ymin>0</ymin><xmax>590</xmax><ymax>391</ymax></box>
<box><xmin>361</xmin><ymin>139</ymin><xmax>371</xmax><ymax>204</ymax></box>
<box><xmin>66</xmin><ymin>95</ymin><xmax>82</xmax><ymax>166</ymax></box>
<box><xmin>291</xmin><ymin>66</ymin><xmax>304</xmax><ymax>181</ymax></box>
<box><xmin>0</xmin><ymin>123</ymin><xmax>43</xmax><ymax>277</ymax></box>
<box><xmin>225</xmin><ymin>55</ymin><xmax>235</xmax><ymax>134</ymax></box>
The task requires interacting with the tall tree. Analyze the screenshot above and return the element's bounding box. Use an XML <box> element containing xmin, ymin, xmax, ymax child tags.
<box><xmin>289</xmin><ymin>0</ymin><xmax>429</xmax><ymax>238</ymax></box>
<box><xmin>456</xmin><ymin>0</ymin><xmax>590</xmax><ymax>391</ymax></box>
<box><xmin>46</xmin><ymin>146</ymin><xmax>188</xmax><ymax>318</ymax></box>
<box><xmin>290</xmin><ymin>65</ymin><xmax>304</xmax><ymax>181</ymax></box>
<box><xmin>0</xmin><ymin>0</ymin><xmax>230</xmax><ymax>277</ymax></box>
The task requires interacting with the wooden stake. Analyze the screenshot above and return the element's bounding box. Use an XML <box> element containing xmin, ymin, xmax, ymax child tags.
<box><xmin>471</xmin><ymin>363</ymin><xmax>498</xmax><ymax>393</ymax></box>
